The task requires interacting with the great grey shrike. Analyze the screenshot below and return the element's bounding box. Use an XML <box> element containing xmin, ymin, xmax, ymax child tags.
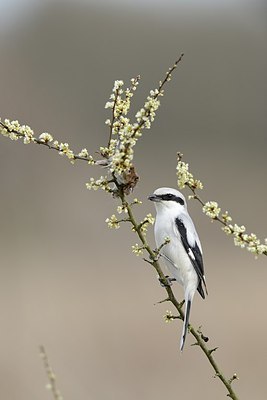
<box><xmin>148</xmin><ymin>187</ymin><xmax>208</xmax><ymax>351</ymax></box>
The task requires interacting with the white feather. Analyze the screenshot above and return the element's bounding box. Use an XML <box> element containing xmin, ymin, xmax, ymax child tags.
<box><xmin>149</xmin><ymin>187</ymin><xmax>206</xmax><ymax>351</ymax></box>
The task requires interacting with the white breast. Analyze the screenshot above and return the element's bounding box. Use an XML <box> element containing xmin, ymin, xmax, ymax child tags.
<box><xmin>154</xmin><ymin>211</ymin><xmax>198</xmax><ymax>293</ymax></box>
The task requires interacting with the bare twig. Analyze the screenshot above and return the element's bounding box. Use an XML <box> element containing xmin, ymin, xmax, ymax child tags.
<box><xmin>39</xmin><ymin>346</ymin><xmax>63</xmax><ymax>400</ymax></box>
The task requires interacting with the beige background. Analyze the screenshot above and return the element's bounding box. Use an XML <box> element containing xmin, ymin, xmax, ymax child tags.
<box><xmin>0</xmin><ymin>1</ymin><xmax>266</xmax><ymax>399</ymax></box>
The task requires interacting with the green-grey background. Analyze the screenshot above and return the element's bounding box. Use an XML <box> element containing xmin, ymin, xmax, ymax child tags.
<box><xmin>0</xmin><ymin>0</ymin><xmax>266</xmax><ymax>399</ymax></box>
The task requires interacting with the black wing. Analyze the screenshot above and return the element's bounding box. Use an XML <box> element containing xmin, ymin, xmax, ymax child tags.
<box><xmin>175</xmin><ymin>217</ymin><xmax>207</xmax><ymax>299</ymax></box>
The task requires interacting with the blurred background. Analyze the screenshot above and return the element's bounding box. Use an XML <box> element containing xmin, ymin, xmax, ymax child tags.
<box><xmin>0</xmin><ymin>0</ymin><xmax>266</xmax><ymax>399</ymax></box>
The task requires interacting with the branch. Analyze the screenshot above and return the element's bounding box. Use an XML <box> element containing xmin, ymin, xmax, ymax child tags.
<box><xmin>115</xmin><ymin>186</ymin><xmax>239</xmax><ymax>400</ymax></box>
<box><xmin>176</xmin><ymin>152</ymin><xmax>267</xmax><ymax>257</ymax></box>
<box><xmin>0</xmin><ymin>120</ymin><xmax>95</xmax><ymax>164</ymax></box>
<box><xmin>130</xmin><ymin>53</ymin><xmax>184</xmax><ymax>138</ymax></box>
<box><xmin>39</xmin><ymin>346</ymin><xmax>63</xmax><ymax>400</ymax></box>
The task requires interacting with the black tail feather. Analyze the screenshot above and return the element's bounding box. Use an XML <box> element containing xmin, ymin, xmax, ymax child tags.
<box><xmin>180</xmin><ymin>299</ymin><xmax>191</xmax><ymax>351</ymax></box>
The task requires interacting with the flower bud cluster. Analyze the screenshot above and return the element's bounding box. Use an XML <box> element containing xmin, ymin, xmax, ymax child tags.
<box><xmin>39</xmin><ymin>132</ymin><xmax>54</xmax><ymax>143</ymax></box>
<box><xmin>176</xmin><ymin>160</ymin><xmax>203</xmax><ymax>190</ymax></box>
<box><xmin>105</xmin><ymin>214</ymin><xmax>120</xmax><ymax>229</ymax></box>
<box><xmin>223</xmin><ymin>224</ymin><xmax>267</xmax><ymax>256</ymax></box>
<box><xmin>131</xmin><ymin>243</ymin><xmax>145</xmax><ymax>256</ymax></box>
<box><xmin>0</xmin><ymin>118</ymin><xmax>95</xmax><ymax>165</ymax></box>
<box><xmin>104</xmin><ymin>77</ymin><xmax>163</xmax><ymax>179</ymax></box>
<box><xmin>132</xmin><ymin>213</ymin><xmax>155</xmax><ymax>236</ymax></box>
<box><xmin>0</xmin><ymin>118</ymin><xmax>34</xmax><ymax>144</ymax></box>
<box><xmin>202</xmin><ymin>201</ymin><xmax>221</xmax><ymax>219</ymax></box>
<box><xmin>177</xmin><ymin>154</ymin><xmax>267</xmax><ymax>257</ymax></box>
<box><xmin>203</xmin><ymin>200</ymin><xmax>267</xmax><ymax>256</ymax></box>
<box><xmin>164</xmin><ymin>310</ymin><xmax>174</xmax><ymax>323</ymax></box>
<box><xmin>101</xmin><ymin>72</ymin><xmax>172</xmax><ymax>192</ymax></box>
<box><xmin>140</xmin><ymin>213</ymin><xmax>155</xmax><ymax>235</ymax></box>
<box><xmin>86</xmin><ymin>176</ymin><xmax>111</xmax><ymax>192</ymax></box>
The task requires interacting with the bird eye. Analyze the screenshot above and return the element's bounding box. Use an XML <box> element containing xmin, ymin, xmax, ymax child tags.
<box><xmin>160</xmin><ymin>193</ymin><xmax>184</xmax><ymax>204</ymax></box>
<box><xmin>161</xmin><ymin>193</ymin><xmax>174</xmax><ymax>201</ymax></box>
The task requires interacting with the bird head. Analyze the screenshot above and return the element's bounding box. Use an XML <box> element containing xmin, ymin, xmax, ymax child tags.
<box><xmin>148</xmin><ymin>187</ymin><xmax>187</xmax><ymax>213</ymax></box>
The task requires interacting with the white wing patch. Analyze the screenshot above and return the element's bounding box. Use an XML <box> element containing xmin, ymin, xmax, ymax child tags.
<box><xmin>188</xmin><ymin>248</ymin><xmax>195</xmax><ymax>260</ymax></box>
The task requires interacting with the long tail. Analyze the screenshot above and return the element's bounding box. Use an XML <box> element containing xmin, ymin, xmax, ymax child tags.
<box><xmin>180</xmin><ymin>298</ymin><xmax>192</xmax><ymax>352</ymax></box>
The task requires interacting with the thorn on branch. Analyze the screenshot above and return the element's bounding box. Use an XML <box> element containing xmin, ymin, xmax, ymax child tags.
<box><xmin>143</xmin><ymin>257</ymin><xmax>154</xmax><ymax>266</ymax></box>
<box><xmin>155</xmin><ymin>297</ymin><xmax>170</xmax><ymax>305</ymax></box>
<box><xmin>209</xmin><ymin>347</ymin><xmax>219</xmax><ymax>355</ymax></box>
<box><xmin>179</xmin><ymin>299</ymin><xmax>185</xmax><ymax>308</ymax></box>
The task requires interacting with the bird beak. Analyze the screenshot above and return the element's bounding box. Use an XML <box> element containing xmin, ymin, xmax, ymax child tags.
<box><xmin>148</xmin><ymin>194</ymin><xmax>160</xmax><ymax>202</ymax></box>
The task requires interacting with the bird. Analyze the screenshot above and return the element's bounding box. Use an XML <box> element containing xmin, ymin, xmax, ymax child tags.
<box><xmin>148</xmin><ymin>187</ymin><xmax>208</xmax><ymax>351</ymax></box>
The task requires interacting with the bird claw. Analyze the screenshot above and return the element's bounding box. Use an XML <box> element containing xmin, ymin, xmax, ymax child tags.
<box><xmin>158</xmin><ymin>275</ymin><xmax>176</xmax><ymax>287</ymax></box>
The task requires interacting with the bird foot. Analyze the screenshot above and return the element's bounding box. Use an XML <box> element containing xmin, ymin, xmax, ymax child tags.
<box><xmin>158</xmin><ymin>275</ymin><xmax>176</xmax><ymax>287</ymax></box>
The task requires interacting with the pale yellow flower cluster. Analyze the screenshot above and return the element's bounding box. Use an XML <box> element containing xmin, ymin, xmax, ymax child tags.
<box><xmin>57</xmin><ymin>142</ymin><xmax>75</xmax><ymax>162</ymax></box>
<box><xmin>132</xmin><ymin>213</ymin><xmax>155</xmax><ymax>236</ymax></box>
<box><xmin>117</xmin><ymin>204</ymin><xmax>128</xmax><ymax>214</ymax></box>
<box><xmin>177</xmin><ymin>154</ymin><xmax>267</xmax><ymax>257</ymax></box>
<box><xmin>105</xmin><ymin>214</ymin><xmax>120</xmax><ymax>229</ymax></box>
<box><xmin>105</xmin><ymin>195</ymin><xmax>145</xmax><ymax>236</ymax></box>
<box><xmin>203</xmin><ymin>200</ymin><xmax>267</xmax><ymax>255</ymax></box>
<box><xmin>131</xmin><ymin>213</ymin><xmax>155</xmax><ymax>255</ymax></box>
<box><xmin>176</xmin><ymin>160</ymin><xmax>203</xmax><ymax>190</ymax></box>
<box><xmin>78</xmin><ymin>148</ymin><xmax>89</xmax><ymax>158</ymax></box>
<box><xmin>0</xmin><ymin>118</ymin><xmax>34</xmax><ymax>144</ymax></box>
<box><xmin>102</xmin><ymin>76</ymin><xmax>164</xmax><ymax>184</ymax></box>
<box><xmin>0</xmin><ymin>118</ymin><xmax>95</xmax><ymax>165</ymax></box>
<box><xmin>221</xmin><ymin>211</ymin><xmax>232</xmax><ymax>224</ymax></box>
<box><xmin>131</xmin><ymin>243</ymin><xmax>144</xmax><ymax>256</ymax></box>
<box><xmin>202</xmin><ymin>201</ymin><xmax>221</xmax><ymax>219</ymax></box>
<box><xmin>86</xmin><ymin>176</ymin><xmax>111</xmax><ymax>192</ymax></box>
<box><xmin>131</xmin><ymin>198</ymin><xmax>142</xmax><ymax>206</ymax></box>
<box><xmin>145</xmin><ymin>213</ymin><xmax>155</xmax><ymax>225</ymax></box>
<box><xmin>38</xmin><ymin>132</ymin><xmax>54</xmax><ymax>143</ymax></box>
<box><xmin>223</xmin><ymin>223</ymin><xmax>267</xmax><ymax>256</ymax></box>
<box><xmin>141</xmin><ymin>213</ymin><xmax>155</xmax><ymax>235</ymax></box>
<box><xmin>164</xmin><ymin>310</ymin><xmax>174</xmax><ymax>323</ymax></box>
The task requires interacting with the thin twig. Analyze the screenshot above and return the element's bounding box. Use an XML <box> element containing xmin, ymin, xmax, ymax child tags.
<box><xmin>158</xmin><ymin>53</ymin><xmax>184</xmax><ymax>93</ymax></box>
<box><xmin>39</xmin><ymin>346</ymin><xmax>63</xmax><ymax>400</ymax></box>
<box><xmin>0</xmin><ymin>121</ymin><xmax>91</xmax><ymax>162</ymax></box>
<box><xmin>176</xmin><ymin>152</ymin><xmax>267</xmax><ymax>257</ymax></box>
<box><xmin>131</xmin><ymin>53</ymin><xmax>184</xmax><ymax>139</ymax></box>
<box><xmin>188</xmin><ymin>186</ymin><xmax>267</xmax><ymax>256</ymax></box>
